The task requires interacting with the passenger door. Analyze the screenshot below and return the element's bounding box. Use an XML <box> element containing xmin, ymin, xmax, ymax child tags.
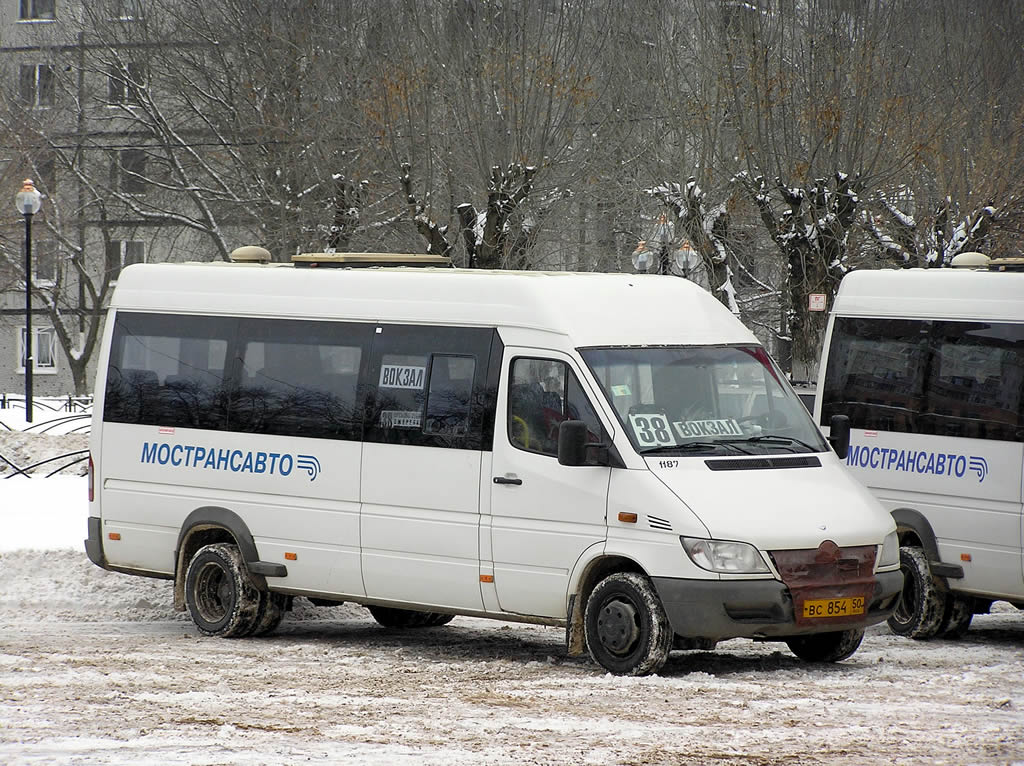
<box><xmin>360</xmin><ymin>324</ymin><xmax>500</xmax><ymax>612</ymax></box>
<box><xmin>489</xmin><ymin>351</ymin><xmax>611</xmax><ymax>618</ymax></box>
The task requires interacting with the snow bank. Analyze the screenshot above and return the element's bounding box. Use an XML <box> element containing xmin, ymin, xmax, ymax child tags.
<box><xmin>0</xmin><ymin>476</ymin><xmax>88</xmax><ymax>553</ymax></box>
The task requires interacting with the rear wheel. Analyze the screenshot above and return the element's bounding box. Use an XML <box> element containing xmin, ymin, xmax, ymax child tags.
<box><xmin>184</xmin><ymin>543</ymin><xmax>261</xmax><ymax>637</ymax></box>
<box><xmin>887</xmin><ymin>546</ymin><xmax>945</xmax><ymax>639</ymax></box>
<box><xmin>786</xmin><ymin>629</ymin><xmax>864</xmax><ymax>662</ymax></box>
<box><xmin>938</xmin><ymin>593</ymin><xmax>974</xmax><ymax>639</ymax></box>
<box><xmin>250</xmin><ymin>591</ymin><xmax>289</xmax><ymax>636</ymax></box>
<box><xmin>584</xmin><ymin>572</ymin><xmax>672</xmax><ymax>676</ymax></box>
<box><xmin>421</xmin><ymin>612</ymin><xmax>455</xmax><ymax>627</ymax></box>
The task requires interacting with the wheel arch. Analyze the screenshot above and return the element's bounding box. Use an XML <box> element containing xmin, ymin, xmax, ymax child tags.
<box><xmin>891</xmin><ymin>506</ymin><xmax>964</xmax><ymax>583</ymax></box>
<box><xmin>891</xmin><ymin>507</ymin><xmax>940</xmax><ymax>559</ymax></box>
<box><xmin>565</xmin><ymin>553</ymin><xmax>647</xmax><ymax>656</ymax></box>
<box><xmin>173</xmin><ymin>506</ymin><xmax>265</xmax><ymax>610</ymax></box>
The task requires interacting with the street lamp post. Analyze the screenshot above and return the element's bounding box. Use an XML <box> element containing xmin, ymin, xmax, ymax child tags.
<box><xmin>16</xmin><ymin>179</ymin><xmax>42</xmax><ymax>424</ymax></box>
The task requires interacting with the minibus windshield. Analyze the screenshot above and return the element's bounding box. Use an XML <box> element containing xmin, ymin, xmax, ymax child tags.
<box><xmin>581</xmin><ymin>345</ymin><xmax>829</xmax><ymax>456</ymax></box>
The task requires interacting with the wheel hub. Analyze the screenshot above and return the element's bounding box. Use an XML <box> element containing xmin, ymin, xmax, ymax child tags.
<box><xmin>597</xmin><ymin>598</ymin><xmax>640</xmax><ymax>655</ymax></box>
<box><xmin>196</xmin><ymin>563</ymin><xmax>229</xmax><ymax>623</ymax></box>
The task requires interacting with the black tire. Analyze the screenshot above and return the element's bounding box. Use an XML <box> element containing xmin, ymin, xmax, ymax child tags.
<box><xmin>785</xmin><ymin>628</ymin><xmax>864</xmax><ymax>662</ymax></box>
<box><xmin>584</xmin><ymin>572</ymin><xmax>672</xmax><ymax>676</ymax></box>
<box><xmin>367</xmin><ymin>606</ymin><xmax>451</xmax><ymax>628</ymax></box>
<box><xmin>887</xmin><ymin>546</ymin><xmax>945</xmax><ymax>639</ymax></box>
<box><xmin>938</xmin><ymin>593</ymin><xmax>974</xmax><ymax>639</ymax></box>
<box><xmin>250</xmin><ymin>591</ymin><xmax>289</xmax><ymax>636</ymax></box>
<box><xmin>184</xmin><ymin>543</ymin><xmax>262</xmax><ymax>637</ymax></box>
<box><xmin>421</xmin><ymin>612</ymin><xmax>455</xmax><ymax>627</ymax></box>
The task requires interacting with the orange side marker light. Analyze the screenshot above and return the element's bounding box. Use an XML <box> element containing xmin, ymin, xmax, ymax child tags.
<box><xmin>480</xmin><ymin>574</ymin><xmax>494</xmax><ymax>583</ymax></box>
<box><xmin>108</xmin><ymin>532</ymin><xmax>121</xmax><ymax>541</ymax></box>
<box><xmin>284</xmin><ymin>552</ymin><xmax>297</xmax><ymax>561</ymax></box>
<box><xmin>618</xmin><ymin>512</ymin><xmax>638</xmax><ymax>524</ymax></box>
<box><xmin>961</xmin><ymin>553</ymin><xmax>972</xmax><ymax>562</ymax></box>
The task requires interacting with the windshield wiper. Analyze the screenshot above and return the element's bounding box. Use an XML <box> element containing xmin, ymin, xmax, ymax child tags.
<box><xmin>640</xmin><ymin>441</ymin><xmax>751</xmax><ymax>455</ymax></box>
<box><xmin>735</xmin><ymin>434</ymin><xmax>819</xmax><ymax>452</ymax></box>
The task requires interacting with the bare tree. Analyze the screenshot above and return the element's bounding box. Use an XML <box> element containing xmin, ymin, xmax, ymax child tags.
<box><xmin>367</xmin><ymin>0</ymin><xmax>616</xmax><ymax>267</ymax></box>
<box><xmin>708</xmin><ymin>0</ymin><xmax>972</xmax><ymax>370</ymax></box>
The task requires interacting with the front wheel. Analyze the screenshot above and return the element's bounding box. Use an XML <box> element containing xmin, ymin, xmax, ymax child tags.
<box><xmin>184</xmin><ymin>543</ymin><xmax>262</xmax><ymax>637</ymax></box>
<box><xmin>887</xmin><ymin>546</ymin><xmax>945</xmax><ymax>639</ymax></box>
<box><xmin>584</xmin><ymin>572</ymin><xmax>672</xmax><ymax>676</ymax></box>
<box><xmin>785</xmin><ymin>628</ymin><xmax>864</xmax><ymax>662</ymax></box>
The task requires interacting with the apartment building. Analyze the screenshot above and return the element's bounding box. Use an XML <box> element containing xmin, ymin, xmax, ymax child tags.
<box><xmin>0</xmin><ymin>0</ymin><xmax>252</xmax><ymax>397</ymax></box>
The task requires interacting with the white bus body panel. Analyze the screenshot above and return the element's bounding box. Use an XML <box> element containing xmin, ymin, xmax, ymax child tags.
<box><xmin>489</xmin><ymin>348</ymin><xmax>611</xmax><ymax>618</ymax></box>
<box><xmin>646</xmin><ymin>452</ymin><xmax>895</xmax><ymax>552</ymax></box>
<box><xmin>817</xmin><ymin>268</ymin><xmax>1024</xmax><ymax>601</ymax></box>
<box><xmin>100</xmin><ymin>425</ymin><xmax>364</xmax><ymax>596</ymax></box>
<box><xmin>360</xmin><ymin>443</ymin><xmax>484</xmax><ymax>610</ymax></box>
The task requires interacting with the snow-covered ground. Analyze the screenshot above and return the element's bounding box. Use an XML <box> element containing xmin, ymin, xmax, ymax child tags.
<box><xmin>1</xmin><ymin>421</ymin><xmax>1023</xmax><ymax>765</ymax></box>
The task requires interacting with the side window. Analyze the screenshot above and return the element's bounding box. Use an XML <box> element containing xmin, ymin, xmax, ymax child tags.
<box><xmin>103</xmin><ymin>312</ymin><xmax>234</xmax><ymax>429</ymax></box>
<box><xmin>822</xmin><ymin>317</ymin><xmax>1024</xmax><ymax>443</ymax></box>
<box><xmin>365</xmin><ymin>325</ymin><xmax>498</xmax><ymax>450</ymax></box>
<box><xmin>376</xmin><ymin>350</ymin><xmax>428</xmax><ymax>432</ymax></box>
<box><xmin>424</xmin><ymin>355</ymin><xmax>476</xmax><ymax>436</ymax></box>
<box><xmin>508</xmin><ymin>357</ymin><xmax>603</xmax><ymax>457</ymax></box>
<box><xmin>923</xmin><ymin>321</ymin><xmax>1024</xmax><ymax>441</ymax></box>
<box><xmin>821</xmin><ymin>317</ymin><xmax>928</xmax><ymax>432</ymax></box>
<box><xmin>103</xmin><ymin>313</ymin><xmax>505</xmax><ymax>446</ymax></box>
<box><xmin>104</xmin><ymin>313</ymin><xmax>374</xmax><ymax>437</ymax></box>
<box><xmin>232</xmin><ymin>318</ymin><xmax>372</xmax><ymax>440</ymax></box>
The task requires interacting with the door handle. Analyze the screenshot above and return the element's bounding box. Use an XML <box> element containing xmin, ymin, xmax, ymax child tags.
<box><xmin>493</xmin><ymin>476</ymin><xmax>523</xmax><ymax>486</ymax></box>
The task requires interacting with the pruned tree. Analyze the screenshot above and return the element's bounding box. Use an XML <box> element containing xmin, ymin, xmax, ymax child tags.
<box><xmin>401</xmin><ymin>161</ymin><xmax>569</xmax><ymax>269</ymax></box>
<box><xmin>644</xmin><ymin>178</ymin><xmax>736</xmax><ymax>310</ymax></box>
<box><xmin>367</xmin><ymin>0</ymin><xmax>611</xmax><ymax>268</ymax></box>
<box><xmin>710</xmin><ymin>0</ymin><xmax>951</xmax><ymax>371</ymax></box>
<box><xmin>733</xmin><ymin>171</ymin><xmax>862</xmax><ymax>375</ymax></box>
<box><xmin>863</xmin><ymin>195</ymin><xmax>996</xmax><ymax>268</ymax></box>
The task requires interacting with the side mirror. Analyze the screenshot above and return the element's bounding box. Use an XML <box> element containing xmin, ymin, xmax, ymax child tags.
<box><xmin>558</xmin><ymin>419</ymin><xmax>622</xmax><ymax>468</ymax></box>
<box><xmin>558</xmin><ymin>420</ymin><xmax>589</xmax><ymax>466</ymax></box>
<box><xmin>829</xmin><ymin>414</ymin><xmax>851</xmax><ymax>460</ymax></box>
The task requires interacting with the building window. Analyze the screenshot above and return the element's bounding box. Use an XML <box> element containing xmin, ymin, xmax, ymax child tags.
<box><xmin>34</xmin><ymin>240</ymin><xmax>59</xmax><ymax>285</ymax></box>
<box><xmin>33</xmin><ymin>152</ymin><xmax>57</xmax><ymax>194</ymax></box>
<box><xmin>19</xmin><ymin>64</ymin><xmax>55</xmax><ymax>107</ymax></box>
<box><xmin>18</xmin><ymin>327</ymin><xmax>58</xmax><ymax>374</ymax></box>
<box><xmin>107</xmin><ymin>63</ymin><xmax>146</xmax><ymax>104</ymax></box>
<box><xmin>106</xmin><ymin>240</ymin><xmax>146</xmax><ymax>281</ymax></box>
<box><xmin>19</xmin><ymin>0</ymin><xmax>55</xmax><ymax>20</ymax></box>
<box><xmin>112</xmin><ymin>150</ymin><xmax>147</xmax><ymax>193</ymax></box>
<box><xmin>113</xmin><ymin>0</ymin><xmax>143</xmax><ymax>20</ymax></box>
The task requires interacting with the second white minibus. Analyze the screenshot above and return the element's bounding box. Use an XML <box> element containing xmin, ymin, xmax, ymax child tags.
<box><xmin>86</xmin><ymin>251</ymin><xmax>902</xmax><ymax>675</ymax></box>
<box><xmin>815</xmin><ymin>257</ymin><xmax>1024</xmax><ymax>640</ymax></box>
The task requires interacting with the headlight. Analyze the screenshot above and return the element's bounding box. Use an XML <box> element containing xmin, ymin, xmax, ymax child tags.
<box><xmin>877</xmin><ymin>530</ymin><xmax>899</xmax><ymax>570</ymax></box>
<box><xmin>681</xmin><ymin>537</ymin><xmax>770</xmax><ymax>574</ymax></box>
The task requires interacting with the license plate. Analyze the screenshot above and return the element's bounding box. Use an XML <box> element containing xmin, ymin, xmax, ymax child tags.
<box><xmin>802</xmin><ymin>597</ymin><xmax>865</xmax><ymax>619</ymax></box>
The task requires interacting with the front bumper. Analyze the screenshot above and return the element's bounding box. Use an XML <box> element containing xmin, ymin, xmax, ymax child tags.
<box><xmin>651</xmin><ymin>569</ymin><xmax>904</xmax><ymax>641</ymax></box>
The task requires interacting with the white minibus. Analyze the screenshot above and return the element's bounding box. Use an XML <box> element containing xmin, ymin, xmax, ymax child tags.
<box><xmin>815</xmin><ymin>257</ymin><xmax>1024</xmax><ymax>640</ymax></box>
<box><xmin>86</xmin><ymin>250</ymin><xmax>901</xmax><ymax>675</ymax></box>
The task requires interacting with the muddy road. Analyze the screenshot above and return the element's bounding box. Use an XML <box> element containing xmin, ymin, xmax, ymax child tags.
<box><xmin>1</xmin><ymin>550</ymin><xmax>1022</xmax><ymax>765</ymax></box>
